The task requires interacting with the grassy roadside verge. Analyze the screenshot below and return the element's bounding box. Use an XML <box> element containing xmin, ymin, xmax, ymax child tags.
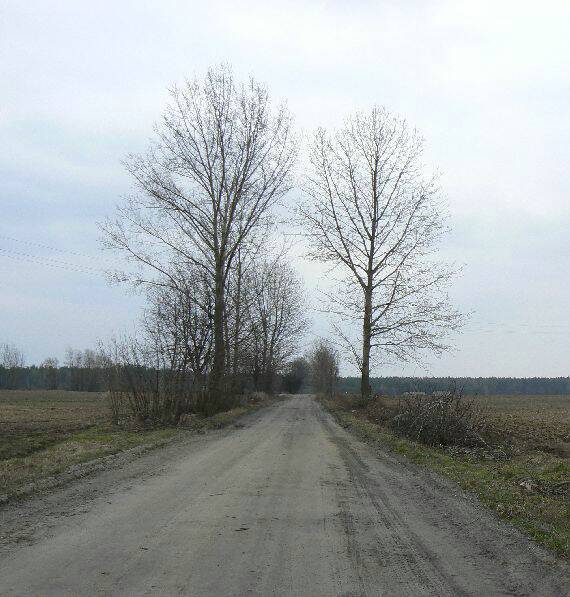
<box><xmin>1</xmin><ymin>391</ymin><xmax>281</xmax><ymax>502</ymax></box>
<box><xmin>0</xmin><ymin>425</ymin><xmax>180</xmax><ymax>501</ymax></box>
<box><xmin>321</xmin><ymin>397</ymin><xmax>569</xmax><ymax>558</ymax></box>
<box><xmin>180</xmin><ymin>400</ymin><xmax>272</xmax><ymax>431</ymax></box>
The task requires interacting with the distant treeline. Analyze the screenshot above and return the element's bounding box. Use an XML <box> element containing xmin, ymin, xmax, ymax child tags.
<box><xmin>0</xmin><ymin>364</ymin><xmax>303</xmax><ymax>394</ymax></box>
<box><xmin>2</xmin><ymin>367</ymin><xmax>569</xmax><ymax>396</ymax></box>
<box><xmin>0</xmin><ymin>366</ymin><xmax>106</xmax><ymax>392</ymax></box>
<box><xmin>0</xmin><ymin>365</ymin><xmax>302</xmax><ymax>394</ymax></box>
<box><xmin>338</xmin><ymin>377</ymin><xmax>570</xmax><ymax>396</ymax></box>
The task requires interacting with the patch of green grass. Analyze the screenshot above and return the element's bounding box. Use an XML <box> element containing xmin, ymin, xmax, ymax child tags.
<box><xmin>1</xmin><ymin>389</ymin><xmax>281</xmax><ymax>500</ymax></box>
<box><xmin>187</xmin><ymin>407</ymin><xmax>250</xmax><ymax>430</ymax></box>
<box><xmin>0</xmin><ymin>390</ymin><xmax>108</xmax><ymax>460</ymax></box>
<box><xmin>324</xmin><ymin>401</ymin><xmax>569</xmax><ymax>557</ymax></box>
<box><xmin>0</xmin><ymin>424</ymin><xmax>179</xmax><ymax>498</ymax></box>
<box><xmin>0</xmin><ymin>429</ymin><xmax>69</xmax><ymax>460</ymax></box>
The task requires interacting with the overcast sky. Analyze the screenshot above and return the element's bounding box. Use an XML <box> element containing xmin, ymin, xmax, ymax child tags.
<box><xmin>1</xmin><ymin>1</ymin><xmax>569</xmax><ymax>376</ymax></box>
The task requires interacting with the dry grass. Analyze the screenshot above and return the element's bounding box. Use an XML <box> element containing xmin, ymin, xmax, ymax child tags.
<box><xmin>0</xmin><ymin>390</ymin><xmax>179</xmax><ymax>498</ymax></box>
<box><xmin>341</xmin><ymin>393</ymin><xmax>570</xmax><ymax>454</ymax></box>
<box><xmin>0</xmin><ymin>389</ymin><xmax>279</xmax><ymax>500</ymax></box>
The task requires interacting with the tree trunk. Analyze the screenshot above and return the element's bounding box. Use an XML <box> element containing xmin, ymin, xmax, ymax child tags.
<box><xmin>361</xmin><ymin>286</ymin><xmax>372</xmax><ymax>401</ymax></box>
<box><xmin>209</xmin><ymin>267</ymin><xmax>226</xmax><ymax>414</ymax></box>
<box><xmin>231</xmin><ymin>256</ymin><xmax>242</xmax><ymax>391</ymax></box>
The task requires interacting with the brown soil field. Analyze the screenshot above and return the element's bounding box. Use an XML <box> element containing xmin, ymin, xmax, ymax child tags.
<box><xmin>0</xmin><ymin>390</ymin><xmax>108</xmax><ymax>461</ymax></box>
<box><xmin>478</xmin><ymin>395</ymin><xmax>570</xmax><ymax>456</ymax></box>
<box><xmin>0</xmin><ymin>390</ymin><xmax>176</xmax><ymax>498</ymax></box>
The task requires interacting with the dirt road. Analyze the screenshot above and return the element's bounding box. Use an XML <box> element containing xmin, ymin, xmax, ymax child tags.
<box><xmin>0</xmin><ymin>396</ymin><xmax>567</xmax><ymax>596</ymax></box>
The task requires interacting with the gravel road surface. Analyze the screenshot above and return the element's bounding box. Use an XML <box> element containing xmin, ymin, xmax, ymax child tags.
<box><xmin>0</xmin><ymin>396</ymin><xmax>567</xmax><ymax>596</ymax></box>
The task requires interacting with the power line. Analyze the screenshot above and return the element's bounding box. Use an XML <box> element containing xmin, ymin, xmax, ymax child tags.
<box><xmin>0</xmin><ymin>248</ymin><xmax>107</xmax><ymax>276</ymax></box>
<box><xmin>0</xmin><ymin>234</ymin><xmax>115</xmax><ymax>263</ymax></box>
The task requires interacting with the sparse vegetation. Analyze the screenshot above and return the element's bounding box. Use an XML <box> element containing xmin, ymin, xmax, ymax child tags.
<box><xmin>387</xmin><ymin>390</ymin><xmax>487</xmax><ymax>447</ymax></box>
<box><xmin>0</xmin><ymin>388</ymin><xmax>277</xmax><ymax>500</ymax></box>
<box><xmin>0</xmin><ymin>389</ymin><xmax>178</xmax><ymax>498</ymax></box>
<box><xmin>322</xmin><ymin>393</ymin><xmax>570</xmax><ymax>556</ymax></box>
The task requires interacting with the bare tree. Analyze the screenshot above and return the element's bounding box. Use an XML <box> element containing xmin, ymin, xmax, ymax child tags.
<box><xmin>247</xmin><ymin>257</ymin><xmax>307</xmax><ymax>394</ymax></box>
<box><xmin>307</xmin><ymin>340</ymin><xmax>339</xmax><ymax>398</ymax></box>
<box><xmin>40</xmin><ymin>357</ymin><xmax>59</xmax><ymax>390</ymax></box>
<box><xmin>0</xmin><ymin>343</ymin><xmax>25</xmax><ymax>389</ymax></box>
<box><xmin>223</xmin><ymin>237</ymin><xmax>264</xmax><ymax>393</ymax></box>
<box><xmin>0</xmin><ymin>343</ymin><xmax>25</xmax><ymax>369</ymax></box>
<box><xmin>103</xmin><ymin>334</ymin><xmax>194</xmax><ymax>425</ymax></box>
<box><xmin>300</xmin><ymin>107</ymin><xmax>462</xmax><ymax>400</ymax></box>
<box><xmin>224</xmin><ymin>248</ymin><xmax>248</xmax><ymax>391</ymax></box>
<box><xmin>102</xmin><ymin>65</ymin><xmax>296</xmax><ymax>410</ymax></box>
<box><xmin>144</xmin><ymin>269</ymin><xmax>213</xmax><ymax>392</ymax></box>
<box><xmin>64</xmin><ymin>348</ymin><xmax>106</xmax><ymax>391</ymax></box>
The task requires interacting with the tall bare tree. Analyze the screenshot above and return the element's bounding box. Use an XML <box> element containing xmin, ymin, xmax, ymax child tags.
<box><xmin>223</xmin><ymin>233</ymin><xmax>266</xmax><ymax>393</ymax></box>
<box><xmin>300</xmin><ymin>107</ymin><xmax>462</xmax><ymax>400</ymax></box>
<box><xmin>102</xmin><ymin>65</ymin><xmax>296</xmax><ymax>409</ymax></box>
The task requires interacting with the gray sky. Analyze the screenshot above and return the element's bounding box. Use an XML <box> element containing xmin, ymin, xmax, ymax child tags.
<box><xmin>1</xmin><ymin>0</ymin><xmax>569</xmax><ymax>376</ymax></box>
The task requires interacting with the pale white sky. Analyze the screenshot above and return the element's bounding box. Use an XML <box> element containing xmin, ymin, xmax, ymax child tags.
<box><xmin>1</xmin><ymin>1</ymin><xmax>569</xmax><ymax>376</ymax></box>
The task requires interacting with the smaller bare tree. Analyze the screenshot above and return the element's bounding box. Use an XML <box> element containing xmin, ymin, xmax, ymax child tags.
<box><xmin>0</xmin><ymin>343</ymin><xmax>25</xmax><ymax>389</ymax></box>
<box><xmin>247</xmin><ymin>256</ymin><xmax>307</xmax><ymax>394</ymax></box>
<box><xmin>307</xmin><ymin>340</ymin><xmax>339</xmax><ymax>398</ymax></box>
<box><xmin>103</xmin><ymin>333</ymin><xmax>195</xmax><ymax>426</ymax></box>
<box><xmin>0</xmin><ymin>343</ymin><xmax>25</xmax><ymax>369</ymax></box>
<box><xmin>300</xmin><ymin>107</ymin><xmax>462</xmax><ymax>400</ymax></box>
<box><xmin>144</xmin><ymin>268</ymin><xmax>213</xmax><ymax>392</ymax></box>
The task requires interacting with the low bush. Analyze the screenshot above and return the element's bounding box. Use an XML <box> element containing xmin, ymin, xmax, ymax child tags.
<box><xmin>333</xmin><ymin>392</ymin><xmax>370</xmax><ymax>411</ymax></box>
<box><xmin>388</xmin><ymin>390</ymin><xmax>488</xmax><ymax>447</ymax></box>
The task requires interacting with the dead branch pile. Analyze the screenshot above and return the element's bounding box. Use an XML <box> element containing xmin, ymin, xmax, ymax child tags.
<box><xmin>388</xmin><ymin>390</ymin><xmax>488</xmax><ymax>447</ymax></box>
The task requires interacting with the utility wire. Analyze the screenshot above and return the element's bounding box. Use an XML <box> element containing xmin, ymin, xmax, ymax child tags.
<box><xmin>0</xmin><ymin>234</ymin><xmax>116</xmax><ymax>263</ymax></box>
<box><xmin>0</xmin><ymin>248</ymin><xmax>107</xmax><ymax>276</ymax></box>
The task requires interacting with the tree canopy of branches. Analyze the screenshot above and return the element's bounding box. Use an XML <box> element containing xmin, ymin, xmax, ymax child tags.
<box><xmin>282</xmin><ymin>357</ymin><xmax>310</xmax><ymax>394</ymax></box>
<box><xmin>300</xmin><ymin>107</ymin><xmax>462</xmax><ymax>399</ymax></box>
<box><xmin>102</xmin><ymin>65</ymin><xmax>297</xmax><ymax>410</ymax></box>
<box><xmin>1</xmin><ymin>342</ymin><xmax>25</xmax><ymax>369</ymax></box>
<box><xmin>247</xmin><ymin>257</ymin><xmax>307</xmax><ymax>394</ymax></box>
<box><xmin>144</xmin><ymin>269</ymin><xmax>213</xmax><ymax>390</ymax></box>
<box><xmin>308</xmin><ymin>340</ymin><xmax>339</xmax><ymax>398</ymax></box>
<box><xmin>0</xmin><ymin>343</ymin><xmax>25</xmax><ymax>389</ymax></box>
